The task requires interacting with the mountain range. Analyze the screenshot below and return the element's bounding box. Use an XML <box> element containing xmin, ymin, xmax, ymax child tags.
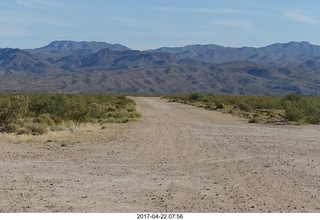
<box><xmin>1</xmin><ymin>40</ymin><xmax>320</xmax><ymax>95</ymax></box>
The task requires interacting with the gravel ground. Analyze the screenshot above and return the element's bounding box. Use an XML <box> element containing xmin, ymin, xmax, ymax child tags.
<box><xmin>1</xmin><ymin>97</ymin><xmax>320</xmax><ymax>212</ymax></box>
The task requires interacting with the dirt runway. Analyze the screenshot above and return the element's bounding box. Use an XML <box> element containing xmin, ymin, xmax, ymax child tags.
<box><xmin>1</xmin><ymin>97</ymin><xmax>320</xmax><ymax>212</ymax></box>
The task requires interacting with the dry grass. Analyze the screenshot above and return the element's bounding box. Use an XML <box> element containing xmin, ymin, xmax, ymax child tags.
<box><xmin>0</xmin><ymin>122</ymin><xmax>130</xmax><ymax>147</ymax></box>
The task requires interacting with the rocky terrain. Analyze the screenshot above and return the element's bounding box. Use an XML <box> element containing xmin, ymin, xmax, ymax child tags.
<box><xmin>1</xmin><ymin>41</ymin><xmax>320</xmax><ymax>95</ymax></box>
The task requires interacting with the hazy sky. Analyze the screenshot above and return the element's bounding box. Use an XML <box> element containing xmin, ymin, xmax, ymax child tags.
<box><xmin>1</xmin><ymin>0</ymin><xmax>320</xmax><ymax>50</ymax></box>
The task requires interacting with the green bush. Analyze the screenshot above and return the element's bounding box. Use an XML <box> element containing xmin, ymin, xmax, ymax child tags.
<box><xmin>0</xmin><ymin>93</ymin><xmax>140</xmax><ymax>135</ymax></box>
<box><xmin>189</xmin><ymin>92</ymin><xmax>204</xmax><ymax>101</ymax></box>
<box><xmin>109</xmin><ymin>109</ymin><xmax>129</xmax><ymax>119</ymax></box>
<box><xmin>283</xmin><ymin>92</ymin><xmax>301</xmax><ymax>102</ymax></box>
<box><xmin>305</xmin><ymin>101</ymin><xmax>320</xmax><ymax>124</ymax></box>
<box><xmin>238</xmin><ymin>102</ymin><xmax>252</xmax><ymax>112</ymax></box>
<box><xmin>0</xmin><ymin>95</ymin><xmax>29</xmax><ymax>124</ymax></box>
<box><xmin>284</xmin><ymin>103</ymin><xmax>304</xmax><ymax>121</ymax></box>
<box><xmin>108</xmin><ymin>106</ymin><xmax>117</xmax><ymax>111</ymax></box>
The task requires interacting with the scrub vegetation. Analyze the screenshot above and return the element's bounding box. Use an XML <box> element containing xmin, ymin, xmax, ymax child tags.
<box><xmin>164</xmin><ymin>92</ymin><xmax>320</xmax><ymax>125</ymax></box>
<box><xmin>0</xmin><ymin>93</ymin><xmax>140</xmax><ymax>135</ymax></box>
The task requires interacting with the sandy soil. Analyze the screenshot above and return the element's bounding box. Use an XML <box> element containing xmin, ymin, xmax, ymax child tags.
<box><xmin>1</xmin><ymin>97</ymin><xmax>320</xmax><ymax>213</ymax></box>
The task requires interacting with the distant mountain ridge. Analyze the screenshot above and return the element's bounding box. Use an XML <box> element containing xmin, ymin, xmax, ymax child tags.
<box><xmin>150</xmin><ymin>41</ymin><xmax>320</xmax><ymax>68</ymax></box>
<box><xmin>1</xmin><ymin>40</ymin><xmax>320</xmax><ymax>95</ymax></box>
<box><xmin>29</xmin><ymin>40</ymin><xmax>131</xmax><ymax>57</ymax></box>
<box><xmin>0</xmin><ymin>48</ymin><xmax>65</xmax><ymax>76</ymax></box>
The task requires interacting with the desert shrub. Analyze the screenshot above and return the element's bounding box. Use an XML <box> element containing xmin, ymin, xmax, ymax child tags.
<box><xmin>100</xmin><ymin>118</ymin><xmax>116</xmax><ymax>123</ymax></box>
<box><xmin>283</xmin><ymin>92</ymin><xmax>301</xmax><ymax>102</ymax></box>
<box><xmin>27</xmin><ymin>123</ymin><xmax>48</xmax><ymax>135</ymax></box>
<box><xmin>109</xmin><ymin>109</ymin><xmax>128</xmax><ymax>119</ymax></box>
<box><xmin>305</xmin><ymin>100</ymin><xmax>320</xmax><ymax>124</ymax></box>
<box><xmin>284</xmin><ymin>103</ymin><xmax>304</xmax><ymax>121</ymax></box>
<box><xmin>50</xmin><ymin>125</ymin><xmax>69</xmax><ymax>131</ymax></box>
<box><xmin>249</xmin><ymin>117</ymin><xmax>261</xmax><ymax>123</ymax></box>
<box><xmin>20</xmin><ymin>117</ymin><xmax>34</xmax><ymax>125</ymax></box>
<box><xmin>189</xmin><ymin>92</ymin><xmax>204</xmax><ymax>101</ymax></box>
<box><xmin>0</xmin><ymin>95</ymin><xmax>29</xmax><ymax>124</ymax></box>
<box><xmin>117</xmin><ymin>117</ymin><xmax>129</xmax><ymax>123</ymax></box>
<box><xmin>266</xmin><ymin>110</ymin><xmax>278</xmax><ymax>118</ymax></box>
<box><xmin>163</xmin><ymin>92</ymin><xmax>313</xmax><ymax>124</ymax></box>
<box><xmin>88</xmin><ymin>102</ymin><xmax>110</xmax><ymax>120</ymax></box>
<box><xmin>216</xmin><ymin>103</ymin><xmax>225</xmax><ymax>109</ymax></box>
<box><xmin>238</xmin><ymin>102</ymin><xmax>252</xmax><ymax>112</ymax></box>
<box><xmin>127</xmin><ymin>111</ymin><xmax>142</xmax><ymax>118</ymax></box>
<box><xmin>0</xmin><ymin>93</ymin><xmax>140</xmax><ymax>134</ymax></box>
<box><xmin>6</xmin><ymin>123</ymin><xmax>21</xmax><ymax>133</ymax></box>
<box><xmin>125</xmin><ymin>104</ymin><xmax>137</xmax><ymax>112</ymax></box>
<box><xmin>34</xmin><ymin>114</ymin><xmax>55</xmax><ymax>126</ymax></box>
<box><xmin>17</xmin><ymin>128</ymin><xmax>32</xmax><ymax>135</ymax></box>
<box><xmin>101</xmin><ymin>117</ymin><xmax>129</xmax><ymax>123</ymax></box>
<box><xmin>29</xmin><ymin>94</ymin><xmax>89</xmax><ymax>123</ymax></box>
<box><xmin>108</xmin><ymin>106</ymin><xmax>117</xmax><ymax>111</ymax></box>
<box><xmin>57</xmin><ymin>120</ymin><xmax>75</xmax><ymax>127</ymax></box>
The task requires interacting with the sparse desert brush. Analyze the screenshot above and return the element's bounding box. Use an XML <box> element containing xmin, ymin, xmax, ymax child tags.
<box><xmin>58</xmin><ymin>120</ymin><xmax>75</xmax><ymax>127</ymax></box>
<box><xmin>50</xmin><ymin>125</ymin><xmax>69</xmax><ymax>131</ymax></box>
<box><xmin>17</xmin><ymin>127</ymin><xmax>32</xmax><ymax>135</ymax></box>
<box><xmin>6</xmin><ymin>123</ymin><xmax>21</xmax><ymax>133</ymax></box>
<box><xmin>34</xmin><ymin>114</ymin><xmax>55</xmax><ymax>126</ymax></box>
<box><xmin>164</xmin><ymin>92</ymin><xmax>320</xmax><ymax>124</ymax></box>
<box><xmin>100</xmin><ymin>118</ymin><xmax>117</xmax><ymax>123</ymax></box>
<box><xmin>108</xmin><ymin>109</ymin><xmax>125</xmax><ymax>118</ymax></box>
<box><xmin>125</xmin><ymin>104</ymin><xmax>137</xmax><ymax>112</ymax></box>
<box><xmin>238</xmin><ymin>102</ymin><xmax>252</xmax><ymax>112</ymax></box>
<box><xmin>0</xmin><ymin>93</ymin><xmax>140</xmax><ymax>135</ymax></box>
<box><xmin>215</xmin><ymin>103</ymin><xmax>225</xmax><ymax>109</ymax></box>
<box><xmin>189</xmin><ymin>92</ymin><xmax>204</xmax><ymax>101</ymax></box>
<box><xmin>100</xmin><ymin>117</ymin><xmax>129</xmax><ymax>123</ymax></box>
<box><xmin>249</xmin><ymin>117</ymin><xmax>261</xmax><ymax>123</ymax></box>
<box><xmin>127</xmin><ymin>111</ymin><xmax>141</xmax><ymax>119</ymax></box>
<box><xmin>27</xmin><ymin>123</ymin><xmax>48</xmax><ymax>135</ymax></box>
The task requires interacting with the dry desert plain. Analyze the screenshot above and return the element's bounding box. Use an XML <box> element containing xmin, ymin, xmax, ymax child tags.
<box><xmin>1</xmin><ymin>97</ymin><xmax>320</xmax><ymax>212</ymax></box>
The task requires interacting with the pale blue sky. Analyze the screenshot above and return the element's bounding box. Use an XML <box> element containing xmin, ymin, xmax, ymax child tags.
<box><xmin>1</xmin><ymin>0</ymin><xmax>320</xmax><ymax>50</ymax></box>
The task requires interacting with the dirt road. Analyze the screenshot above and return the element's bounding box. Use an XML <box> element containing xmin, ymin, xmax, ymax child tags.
<box><xmin>1</xmin><ymin>97</ymin><xmax>320</xmax><ymax>212</ymax></box>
